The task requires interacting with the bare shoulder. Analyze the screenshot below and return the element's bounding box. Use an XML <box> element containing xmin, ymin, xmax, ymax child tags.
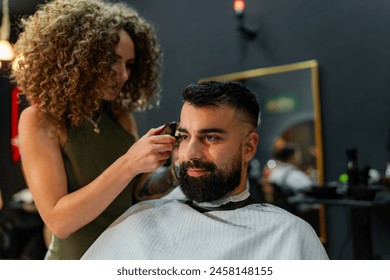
<box><xmin>20</xmin><ymin>105</ymin><xmax>53</xmax><ymax>132</ymax></box>
<box><xmin>19</xmin><ymin>105</ymin><xmax>65</xmax><ymax>145</ymax></box>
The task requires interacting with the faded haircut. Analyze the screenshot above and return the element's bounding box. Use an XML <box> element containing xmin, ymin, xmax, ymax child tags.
<box><xmin>182</xmin><ymin>81</ymin><xmax>259</xmax><ymax>128</ymax></box>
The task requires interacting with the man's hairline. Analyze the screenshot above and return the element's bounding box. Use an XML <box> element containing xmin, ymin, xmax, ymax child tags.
<box><xmin>181</xmin><ymin>101</ymin><xmax>257</xmax><ymax>137</ymax></box>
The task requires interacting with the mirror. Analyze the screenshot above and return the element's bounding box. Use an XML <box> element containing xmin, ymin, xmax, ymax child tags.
<box><xmin>198</xmin><ymin>60</ymin><xmax>326</xmax><ymax>243</ymax></box>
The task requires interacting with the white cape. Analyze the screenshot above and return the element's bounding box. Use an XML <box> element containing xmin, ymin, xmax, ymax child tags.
<box><xmin>82</xmin><ymin>197</ymin><xmax>328</xmax><ymax>260</ymax></box>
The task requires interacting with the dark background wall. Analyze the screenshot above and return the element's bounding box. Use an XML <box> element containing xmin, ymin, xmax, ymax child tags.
<box><xmin>1</xmin><ymin>0</ymin><xmax>390</xmax><ymax>259</ymax></box>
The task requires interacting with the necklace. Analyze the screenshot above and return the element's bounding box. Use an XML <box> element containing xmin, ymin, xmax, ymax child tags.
<box><xmin>84</xmin><ymin>113</ymin><xmax>102</xmax><ymax>134</ymax></box>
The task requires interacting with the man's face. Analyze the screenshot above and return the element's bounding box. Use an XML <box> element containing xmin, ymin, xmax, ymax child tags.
<box><xmin>178</xmin><ymin>102</ymin><xmax>254</xmax><ymax>203</ymax></box>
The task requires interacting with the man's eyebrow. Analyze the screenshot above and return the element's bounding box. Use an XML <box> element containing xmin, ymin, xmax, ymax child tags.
<box><xmin>178</xmin><ymin>127</ymin><xmax>227</xmax><ymax>134</ymax></box>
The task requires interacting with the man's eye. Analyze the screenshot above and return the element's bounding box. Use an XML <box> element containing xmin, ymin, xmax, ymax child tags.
<box><xmin>204</xmin><ymin>135</ymin><xmax>218</xmax><ymax>141</ymax></box>
<box><xmin>178</xmin><ymin>134</ymin><xmax>188</xmax><ymax>141</ymax></box>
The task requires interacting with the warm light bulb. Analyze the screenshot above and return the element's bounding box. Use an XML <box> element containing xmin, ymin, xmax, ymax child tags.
<box><xmin>234</xmin><ymin>0</ymin><xmax>245</xmax><ymax>14</ymax></box>
<box><xmin>0</xmin><ymin>40</ymin><xmax>14</xmax><ymax>61</ymax></box>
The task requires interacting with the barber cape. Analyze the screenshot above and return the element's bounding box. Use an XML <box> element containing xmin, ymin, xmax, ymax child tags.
<box><xmin>81</xmin><ymin>187</ymin><xmax>328</xmax><ymax>260</ymax></box>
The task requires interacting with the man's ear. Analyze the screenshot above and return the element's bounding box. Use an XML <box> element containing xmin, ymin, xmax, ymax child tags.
<box><xmin>243</xmin><ymin>132</ymin><xmax>259</xmax><ymax>162</ymax></box>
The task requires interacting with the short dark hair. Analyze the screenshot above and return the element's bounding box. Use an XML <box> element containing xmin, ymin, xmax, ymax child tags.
<box><xmin>273</xmin><ymin>143</ymin><xmax>297</xmax><ymax>162</ymax></box>
<box><xmin>182</xmin><ymin>81</ymin><xmax>259</xmax><ymax>128</ymax></box>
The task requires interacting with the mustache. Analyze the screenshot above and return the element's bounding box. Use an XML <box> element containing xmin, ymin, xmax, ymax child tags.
<box><xmin>181</xmin><ymin>160</ymin><xmax>216</xmax><ymax>172</ymax></box>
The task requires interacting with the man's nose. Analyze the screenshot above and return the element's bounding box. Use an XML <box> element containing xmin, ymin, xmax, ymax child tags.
<box><xmin>182</xmin><ymin>138</ymin><xmax>203</xmax><ymax>161</ymax></box>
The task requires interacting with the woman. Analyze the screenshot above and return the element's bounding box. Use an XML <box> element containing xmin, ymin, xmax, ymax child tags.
<box><xmin>11</xmin><ymin>0</ymin><xmax>176</xmax><ymax>259</ymax></box>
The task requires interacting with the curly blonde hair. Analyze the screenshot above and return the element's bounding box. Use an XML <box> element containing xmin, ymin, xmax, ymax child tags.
<box><xmin>11</xmin><ymin>0</ymin><xmax>162</xmax><ymax>126</ymax></box>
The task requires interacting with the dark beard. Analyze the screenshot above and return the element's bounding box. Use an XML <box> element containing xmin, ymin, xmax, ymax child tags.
<box><xmin>179</xmin><ymin>152</ymin><xmax>242</xmax><ymax>203</ymax></box>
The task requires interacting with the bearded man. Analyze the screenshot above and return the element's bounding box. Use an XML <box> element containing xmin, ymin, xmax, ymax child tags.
<box><xmin>82</xmin><ymin>81</ymin><xmax>328</xmax><ymax>260</ymax></box>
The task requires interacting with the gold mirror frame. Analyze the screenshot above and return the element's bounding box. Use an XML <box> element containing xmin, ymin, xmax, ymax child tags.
<box><xmin>199</xmin><ymin>60</ymin><xmax>326</xmax><ymax>243</ymax></box>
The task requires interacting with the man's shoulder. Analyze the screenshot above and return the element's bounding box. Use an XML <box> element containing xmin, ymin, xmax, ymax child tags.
<box><xmin>235</xmin><ymin>203</ymin><xmax>320</xmax><ymax>243</ymax></box>
<box><xmin>234</xmin><ymin>203</ymin><xmax>309</xmax><ymax>227</ymax></box>
<box><xmin>242</xmin><ymin>201</ymin><xmax>291</xmax><ymax>213</ymax></box>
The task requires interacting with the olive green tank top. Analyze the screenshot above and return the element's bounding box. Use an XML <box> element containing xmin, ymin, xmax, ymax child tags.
<box><xmin>45</xmin><ymin>110</ymin><xmax>138</xmax><ymax>260</ymax></box>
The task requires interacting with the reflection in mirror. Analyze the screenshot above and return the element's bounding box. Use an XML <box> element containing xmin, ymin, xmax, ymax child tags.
<box><xmin>199</xmin><ymin>60</ymin><xmax>326</xmax><ymax>243</ymax></box>
<box><xmin>277</xmin><ymin>120</ymin><xmax>318</xmax><ymax>185</ymax></box>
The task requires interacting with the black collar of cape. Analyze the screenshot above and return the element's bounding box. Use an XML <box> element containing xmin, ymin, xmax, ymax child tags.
<box><xmin>184</xmin><ymin>196</ymin><xmax>255</xmax><ymax>213</ymax></box>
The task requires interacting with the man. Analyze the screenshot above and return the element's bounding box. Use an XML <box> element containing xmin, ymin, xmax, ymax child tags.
<box><xmin>268</xmin><ymin>142</ymin><xmax>313</xmax><ymax>194</ymax></box>
<box><xmin>82</xmin><ymin>81</ymin><xmax>328</xmax><ymax>260</ymax></box>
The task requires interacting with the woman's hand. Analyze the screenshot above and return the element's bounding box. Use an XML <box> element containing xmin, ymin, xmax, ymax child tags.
<box><xmin>125</xmin><ymin>125</ymin><xmax>177</xmax><ymax>175</ymax></box>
